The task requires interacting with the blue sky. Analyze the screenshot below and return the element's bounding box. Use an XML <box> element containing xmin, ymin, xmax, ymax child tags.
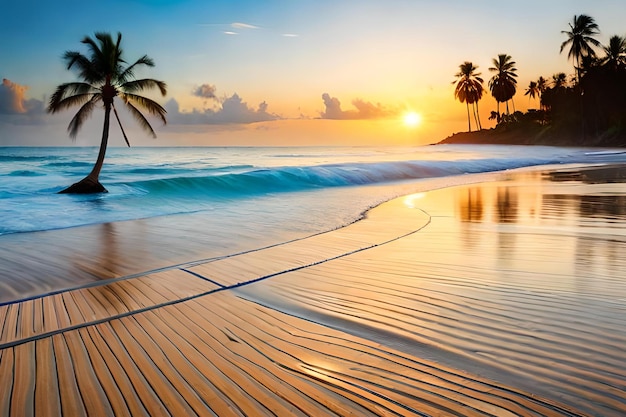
<box><xmin>2</xmin><ymin>0</ymin><xmax>626</xmax><ymax>146</ymax></box>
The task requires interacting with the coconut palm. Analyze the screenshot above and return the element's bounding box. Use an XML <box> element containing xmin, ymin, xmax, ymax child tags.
<box><xmin>536</xmin><ymin>76</ymin><xmax>548</xmax><ymax>94</ymax></box>
<box><xmin>47</xmin><ymin>32</ymin><xmax>167</xmax><ymax>193</ymax></box>
<box><xmin>488</xmin><ymin>54</ymin><xmax>518</xmax><ymax>116</ymax></box>
<box><xmin>560</xmin><ymin>14</ymin><xmax>601</xmax><ymax>83</ymax></box>
<box><xmin>552</xmin><ymin>72</ymin><xmax>568</xmax><ymax>88</ymax></box>
<box><xmin>601</xmin><ymin>35</ymin><xmax>626</xmax><ymax>70</ymax></box>
<box><xmin>524</xmin><ymin>81</ymin><xmax>540</xmax><ymax>108</ymax></box>
<box><xmin>453</xmin><ymin>61</ymin><xmax>484</xmax><ymax>132</ymax></box>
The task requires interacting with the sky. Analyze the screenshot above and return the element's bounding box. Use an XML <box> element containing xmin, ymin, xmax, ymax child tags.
<box><xmin>1</xmin><ymin>0</ymin><xmax>625</xmax><ymax>147</ymax></box>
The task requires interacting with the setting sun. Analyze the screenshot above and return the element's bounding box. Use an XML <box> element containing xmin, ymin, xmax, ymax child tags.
<box><xmin>403</xmin><ymin>111</ymin><xmax>422</xmax><ymax>127</ymax></box>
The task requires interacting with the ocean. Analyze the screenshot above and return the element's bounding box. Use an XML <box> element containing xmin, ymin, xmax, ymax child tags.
<box><xmin>2</xmin><ymin>144</ymin><xmax>626</xmax><ymax>239</ymax></box>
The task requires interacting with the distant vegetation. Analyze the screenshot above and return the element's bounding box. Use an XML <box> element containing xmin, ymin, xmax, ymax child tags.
<box><xmin>448</xmin><ymin>14</ymin><xmax>626</xmax><ymax>147</ymax></box>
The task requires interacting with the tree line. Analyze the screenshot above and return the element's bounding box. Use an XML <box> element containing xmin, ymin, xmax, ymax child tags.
<box><xmin>453</xmin><ymin>14</ymin><xmax>626</xmax><ymax>145</ymax></box>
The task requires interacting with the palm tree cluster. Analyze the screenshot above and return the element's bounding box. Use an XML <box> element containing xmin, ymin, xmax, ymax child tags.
<box><xmin>453</xmin><ymin>54</ymin><xmax>518</xmax><ymax>131</ymax></box>
<box><xmin>454</xmin><ymin>14</ymin><xmax>626</xmax><ymax>144</ymax></box>
<box><xmin>48</xmin><ymin>32</ymin><xmax>167</xmax><ymax>193</ymax></box>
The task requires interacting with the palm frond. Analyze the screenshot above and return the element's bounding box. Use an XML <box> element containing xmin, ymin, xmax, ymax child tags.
<box><xmin>120</xmin><ymin>78</ymin><xmax>167</xmax><ymax>95</ymax></box>
<box><xmin>122</xmin><ymin>101</ymin><xmax>157</xmax><ymax>138</ymax></box>
<box><xmin>122</xmin><ymin>93</ymin><xmax>167</xmax><ymax>124</ymax></box>
<box><xmin>63</xmin><ymin>51</ymin><xmax>90</xmax><ymax>71</ymax></box>
<box><xmin>118</xmin><ymin>55</ymin><xmax>155</xmax><ymax>83</ymax></box>
<box><xmin>48</xmin><ymin>83</ymin><xmax>98</xmax><ymax>113</ymax></box>
<box><xmin>112</xmin><ymin>103</ymin><xmax>131</xmax><ymax>147</ymax></box>
<box><xmin>63</xmin><ymin>51</ymin><xmax>102</xmax><ymax>84</ymax></box>
<box><xmin>67</xmin><ymin>95</ymin><xmax>100</xmax><ymax>138</ymax></box>
<box><xmin>81</xmin><ymin>34</ymin><xmax>105</xmax><ymax>66</ymax></box>
<box><xmin>51</xmin><ymin>93</ymin><xmax>100</xmax><ymax>114</ymax></box>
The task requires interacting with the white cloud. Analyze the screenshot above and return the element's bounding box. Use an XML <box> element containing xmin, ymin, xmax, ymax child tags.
<box><xmin>231</xmin><ymin>22</ymin><xmax>259</xmax><ymax>30</ymax></box>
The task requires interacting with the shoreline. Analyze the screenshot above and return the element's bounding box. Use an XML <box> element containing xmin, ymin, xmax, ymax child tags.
<box><xmin>0</xmin><ymin>162</ymin><xmax>618</xmax><ymax>305</ymax></box>
<box><xmin>435</xmin><ymin>126</ymin><xmax>626</xmax><ymax>147</ymax></box>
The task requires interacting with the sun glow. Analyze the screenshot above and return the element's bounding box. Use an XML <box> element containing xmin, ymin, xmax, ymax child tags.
<box><xmin>403</xmin><ymin>111</ymin><xmax>422</xmax><ymax>127</ymax></box>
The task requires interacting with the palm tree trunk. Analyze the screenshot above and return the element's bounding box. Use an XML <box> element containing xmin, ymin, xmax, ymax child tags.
<box><xmin>59</xmin><ymin>103</ymin><xmax>110</xmax><ymax>193</ymax></box>
<box><xmin>466</xmin><ymin>102</ymin><xmax>472</xmax><ymax>132</ymax></box>
<box><xmin>87</xmin><ymin>103</ymin><xmax>111</xmax><ymax>181</ymax></box>
<box><xmin>475</xmin><ymin>102</ymin><xmax>482</xmax><ymax>130</ymax></box>
<box><xmin>472</xmin><ymin>103</ymin><xmax>478</xmax><ymax>130</ymax></box>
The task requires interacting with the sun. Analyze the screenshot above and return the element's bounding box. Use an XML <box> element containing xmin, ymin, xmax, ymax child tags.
<box><xmin>403</xmin><ymin>111</ymin><xmax>422</xmax><ymax>127</ymax></box>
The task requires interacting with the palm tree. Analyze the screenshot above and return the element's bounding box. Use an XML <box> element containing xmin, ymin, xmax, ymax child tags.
<box><xmin>488</xmin><ymin>54</ymin><xmax>518</xmax><ymax>116</ymax></box>
<box><xmin>552</xmin><ymin>72</ymin><xmax>568</xmax><ymax>88</ymax></box>
<box><xmin>524</xmin><ymin>81</ymin><xmax>540</xmax><ymax>108</ymax></box>
<box><xmin>453</xmin><ymin>61</ymin><xmax>484</xmax><ymax>132</ymax></box>
<box><xmin>560</xmin><ymin>14</ymin><xmax>601</xmax><ymax>83</ymax></box>
<box><xmin>536</xmin><ymin>76</ymin><xmax>548</xmax><ymax>94</ymax></box>
<box><xmin>47</xmin><ymin>32</ymin><xmax>167</xmax><ymax>193</ymax></box>
<box><xmin>601</xmin><ymin>35</ymin><xmax>626</xmax><ymax>70</ymax></box>
<box><xmin>535</xmin><ymin>76</ymin><xmax>549</xmax><ymax>110</ymax></box>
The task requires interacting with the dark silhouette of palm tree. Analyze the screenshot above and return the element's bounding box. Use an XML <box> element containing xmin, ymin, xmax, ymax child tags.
<box><xmin>552</xmin><ymin>72</ymin><xmax>568</xmax><ymax>88</ymax></box>
<box><xmin>535</xmin><ymin>76</ymin><xmax>549</xmax><ymax>111</ymax></box>
<box><xmin>47</xmin><ymin>32</ymin><xmax>167</xmax><ymax>193</ymax></box>
<box><xmin>453</xmin><ymin>61</ymin><xmax>484</xmax><ymax>132</ymax></box>
<box><xmin>601</xmin><ymin>35</ymin><xmax>626</xmax><ymax>70</ymax></box>
<box><xmin>488</xmin><ymin>54</ymin><xmax>518</xmax><ymax>116</ymax></box>
<box><xmin>524</xmin><ymin>81</ymin><xmax>540</xmax><ymax>108</ymax></box>
<box><xmin>560</xmin><ymin>14</ymin><xmax>601</xmax><ymax>83</ymax></box>
<box><xmin>536</xmin><ymin>76</ymin><xmax>548</xmax><ymax>94</ymax></box>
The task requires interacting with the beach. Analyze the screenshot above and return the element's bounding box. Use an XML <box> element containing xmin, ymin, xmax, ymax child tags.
<box><xmin>1</xmin><ymin>160</ymin><xmax>625</xmax><ymax>416</ymax></box>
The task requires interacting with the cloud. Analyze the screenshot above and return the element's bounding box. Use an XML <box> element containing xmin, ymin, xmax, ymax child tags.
<box><xmin>281</xmin><ymin>33</ymin><xmax>299</xmax><ymax>37</ymax></box>
<box><xmin>223</xmin><ymin>31</ymin><xmax>238</xmax><ymax>35</ymax></box>
<box><xmin>231</xmin><ymin>22</ymin><xmax>259</xmax><ymax>30</ymax></box>
<box><xmin>166</xmin><ymin>93</ymin><xmax>280</xmax><ymax>126</ymax></box>
<box><xmin>320</xmin><ymin>93</ymin><xmax>395</xmax><ymax>120</ymax></box>
<box><xmin>192</xmin><ymin>84</ymin><xmax>217</xmax><ymax>99</ymax></box>
<box><xmin>0</xmin><ymin>78</ymin><xmax>29</xmax><ymax>114</ymax></box>
<box><xmin>0</xmin><ymin>78</ymin><xmax>46</xmax><ymax>125</ymax></box>
<box><xmin>321</xmin><ymin>93</ymin><xmax>343</xmax><ymax>119</ymax></box>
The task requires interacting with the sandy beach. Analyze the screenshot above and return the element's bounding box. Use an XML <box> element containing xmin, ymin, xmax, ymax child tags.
<box><xmin>1</xmin><ymin>164</ymin><xmax>625</xmax><ymax>416</ymax></box>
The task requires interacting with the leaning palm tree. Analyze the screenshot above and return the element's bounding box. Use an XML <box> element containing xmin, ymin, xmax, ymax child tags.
<box><xmin>560</xmin><ymin>14</ymin><xmax>601</xmax><ymax>83</ymax></box>
<box><xmin>488</xmin><ymin>54</ymin><xmax>518</xmax><ymax>116</ymax></box>
<box><xmin>453</xmin><ymin>61</ymin><xmax>484</xmax><ymax>132</ymax></box>
<box><xmin>601</xmin><ymin>35</ymin><xmax>626</xmax><ymax>70</ymax></box>
<box><xmin>47</xmin><ymin>32</ymin><xmax>167</xmax><ymax>193</ymax></box>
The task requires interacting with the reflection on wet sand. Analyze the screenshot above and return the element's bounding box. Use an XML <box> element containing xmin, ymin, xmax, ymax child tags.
<box><xmin>238</xmin><ymin>165</ymin><xmax>626</xmax><ymax>415</ymax></box>
<box><xmin>452</xmin><ymin>167</ymin><xmax>626</xmax><ymax>295</ymax></box>
<box><xmin>0</xmin><ymin>210</ymin><xmax>306</xmax><ymax>303</ymax></box>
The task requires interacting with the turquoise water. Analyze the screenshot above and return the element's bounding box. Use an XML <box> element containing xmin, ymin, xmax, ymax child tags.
<box><xmin>1</xmin><ymin>145</ymin><xmax>625</xmax><ymax>236</ymax></box>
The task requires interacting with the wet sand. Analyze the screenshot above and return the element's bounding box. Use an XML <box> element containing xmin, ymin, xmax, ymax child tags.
<box><xmin>1</xmin><ymin>164</ymin><xmax>625</xmax><ymax>415</ymax></box>
<box><xmin>238</xmin><ymin>165</ymin><xmax>626</xmax><ymax>415</ymax></box>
